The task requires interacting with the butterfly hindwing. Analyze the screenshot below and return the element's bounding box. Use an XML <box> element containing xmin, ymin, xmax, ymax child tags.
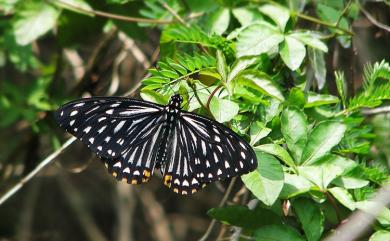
<box><xmin>162</xmin><ymin>111</ymin><xmax>257</xmax><ymax>194</ymax></box>
<box><xmin>180</xmin><ymin>112</ymin><xmax>257</xmax><ymax>183</ymax></box>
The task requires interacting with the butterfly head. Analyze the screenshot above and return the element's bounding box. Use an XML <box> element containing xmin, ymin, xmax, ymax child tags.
<box><xmin>168</xmin><ymin>94</ymin><xmax>183</xmax><ymax>109</ymax></box>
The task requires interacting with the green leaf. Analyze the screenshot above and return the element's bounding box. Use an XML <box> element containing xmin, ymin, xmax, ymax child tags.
<box><xmin>254</xmin><ymin>144</ymin><xmax>295</xmax><ymax>167</ymax></box>
<box><xmin>232</xmin><ymin>7</ymin><xmax>263</xmax><ymax>26</ymax></box>
<box><xmin>280</xmin><ymin>174</ymin><xmax>313</xmax><ymax>199</ymax></box>
<box><xmin>207</xmin><ymin>205</ymin><xmax>282</xmax><ymax>230</ymax></box>
<box><xmin>332</xmin><ymin>176</ymin><xmax>369</xmax><ymax>189</ymax></box>
<box><xmin>280</xmin><ymin>36</ymin><xmax>306</xmax><ymax>71</ymax></box>
<box><xmin>160</xmin><ymin>69</ymin><xmax>179</xmax><ymax>79</ymax></box>
<box><xmin>301</xmin><ymin>121</ymin><xmax>346</xmax><ymax>165</ymax></box>
<box><xmin>239</xmin><ymin>71</ymin><xmax>285</xmax><ymax>101</ymax></box>
<box><xmin>250</xmin><ymin>121</ymin><xmax>271</xmax><ymax>145</ymax></box>
<box><xmin>209</xmin><ymin>98</ymin><xmax>239</xmax><ymax>123</ymax></box>
<box><xmin>308</xmin><ymin>48</ymin><xmax>326</xmax><ymax>90</ymax></box>
<box><xmin>281</xmin><ymin>107</ymin><xmax>308</xmax><ymax>162</ymax></box>
<box><xmin>305</xmin><ymin>92</ymin><xmax>339</xmax><ymax>108</ymax></box>
<box><xmin>292</xmin><ymin>198</ymin><xmax>324</xmax><ymax>241</ymax></box>
<box><xmin>316</xmin><ymin>4</ymin><xmax>350</xmax><ymax>48</ymax></box>
<box><xmin>334</xmin><ymin>71</ymin><xmax>347</xmax><ymax>108</ymax></box>
<box><xmin>216</xmin><ymin>50</ymin><xmax>227</xmax><ymax>83</ymax></box>
<box><xmin>54</xmin><ymin>0</ymin><xmax>94</xmax><ymax>16</ymax></box>
<box><xmin>140</xmin><ymin>90</ymin><xmax>168</xmax><ymax>105</ymax></box>
<box><xmin>356</xmin><ymin>201</ymin><xmax>390</xmax><ymax>226</ymax></box>
<box><xmin>369</xmin><ymin>230</ymin><xmax>390</xmax><ymax>241</ymax></box>
<box><xmin>287</xmin><ymin>87</ymin><xmax>306</xmax><ymax>108</ymax></box>
<box><xmin>258</xmin><ymin>4</ymin><xmax>290</xmax><ymax>31</ymax></box>
<box><xmin>207</xmin><ymin>7</ymin><xmax>230</xmax><ymax>35</ymax></box>
<box><xmin>236</xmin><ymin>22</ymin><xmax>284</xmax><ymax>58</ymax></box>
<box><xmin>289</xmin><ymin>31</ymin><xmax>328</xmax><ymax>52</ymax></box>
<box><xmin>13</xmin><ymin>1</ymin><xmax>60</xmax><ymax>45</ymax></box>
<box><xmin>227</xmin><ymin>57</ymin><xmax>258</xmax><ymax>83</ymax></box>
<box><xmin>298</xmin><ymin>155</ymin><xmax>357</xmax><ymax>189</ymax></box>
<box><xmin>254</xmin><ymin>225</ymin><xmax>305</xmax><ymax>241</ymax></box>
<box><xmin>241</xmin><ymin>152</ymin><xmax>284</xmax><ymax>206</ymax></box>
<box><xmin>328</xmin><ymin>187</ymin><xmax>355</xmax><ymax>210</ymax></box>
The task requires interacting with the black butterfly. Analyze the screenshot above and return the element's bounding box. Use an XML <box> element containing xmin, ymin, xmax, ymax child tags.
<box><xmin>55</xmin><ymin>94</ymin><xmax>257</xmax><ymax>194</ymax></box>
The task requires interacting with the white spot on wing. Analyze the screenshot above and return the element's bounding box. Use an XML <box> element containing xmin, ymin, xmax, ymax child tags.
<box><xmin>106</xmin><ymin>109</ymin><xmax>114</xmax><ymax>115</ymax></box>
<box><xmin>114</xmin><ymin>120</ymin><xmax>126</xmax><ymax>133</ymax></box>
<box><xmin>70</xmin><ymin>110</ymin><xmax>78</xmax><ymax>116</ymax></box>
<box><xmin>83</xmin><ymin>126</ymin><xmax>91</xmax><ymax>133</ymax></box>
<box><xmin>69</xmin><ymin>120</ymin><xmax>75</xmax><ymax>126</ymax></box>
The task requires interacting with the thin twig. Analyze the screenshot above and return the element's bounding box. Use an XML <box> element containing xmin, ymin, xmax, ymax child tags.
<box><xmin>362</xmin><ymin>106</ymin><xmax>390</xmax><ymax>115</ymax></box>
<box><xmin>360</xmin><ymin>6</ymin><xmax>390</xmax><ymax>32</ymax></box>
<box><xmin>54</xmin><ymin>0</ymin><xmax>173</xmax><ymax>24</ymax></box>
<box><xmin>335</xmin><ymin>0</ymin><xmax>352</xmax><ymax>27</ymax></box>
<box><xmin>159</xmin><ymin>0</ymin><xmax>189</xmax><ymax>27</ymax></box>
<box><xmin>206</xmin><ymin>85</ymin><xmax>223</xmax><ymax>111</ymax></box>
<box><xmin>294</xmin><ymin>12</ymin><xmax>354</xmax><ymax>35</ymax></box>
<box><xmin>325</xmin><ymin>191</ymin><xmax>342</xmax><ymax>224</ymax></box>
<box><xmin>58</xmin><ymin>175</ymin><xmax>109</xmax><ymax>241</ymax></box>
<box><xmin>136</xmin><ymin>188</ymin><xmax>174</xmax><ymax>241</ymax></box>
<box><xmin>198</xmin><ymin>177</ymin><xmax>238</xmax><ymax>241</ymax></box>
<box><xmin>0</xmin><ymin>137</ymin><xmax>76</xmax><ymax>206</ymax></box>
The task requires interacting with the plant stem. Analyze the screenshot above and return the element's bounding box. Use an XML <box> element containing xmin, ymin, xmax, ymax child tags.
<box><xmin>53</xmin><ymin>0</ymin><xmax>173</xmax><ymax>24</ymax></box>
<box><xmin>206</xmin><ymin>85</ymin><xmax>223</xmax><ymax>112</ymax></box>
<box><xmin>293</xmin><ymin>12</ymin><xmax>354</xmax><ymax>36</ymax></box>
<box><xmin>198</xmin><ymin>177</ymin><xmax>237</xmax><ymax>241</ymax></box>
<box><xmin>325</xmin><ymin>191</ymin><xmax>342</xmax><ymax>224</ymax></box>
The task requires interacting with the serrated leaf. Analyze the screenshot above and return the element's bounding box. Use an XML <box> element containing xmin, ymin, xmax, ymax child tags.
<box><xmin>209</xmin><ymin>98</ymin><xmax>239</xmax><ymax>123</ymax></box>
<box><xmin>305</xmin><ymin>92</ymin><xmax>339</xmax><ymax>108</ymax></box>
<box><xmin>232</xmin><ymin>7</ymin><xmax>263</xmax><ymax>26</ymax></box>
<box><xmin>308</xmin><ymin>48</ymin><xmax>327</xmax><ymax>90</ymax></box>
<box><xmin>280</xmin><ymin>36</ymin><xmax>306</xmax><ymax>71</ymax></box>
<box><xmin>207</xmin><ymin>205</ymin><xmax>282</xmax><ymax>230</ymax></box>
<box><xmin>328</xmin><ymin>187</ymin><xmax>355</xmax><ymax>210</ymax></box>
<box><xmin>241</xmin><ymin>152</ymin><xmax>284</xmax><ymax>206</ymax></box>
<box><xmin>301</xmin><ymin>121</ymin><xmax>346</xmax><ymax>165</ymax></box>
<box><xmin>292</xmin><ymin>198</ymin><xmax>324</xmax><ymax>241</ymax></box>
<box><xmin>239</xmin><ymin>71</ymin><xmax>285</xmax><ymax>101</ymax></box>
<box><xmin>13</xmin><ymin>1</ymin><xmax>60</xmax><ymax>45</ymax></box>
<box><xmin>289</xmin><ymin>31</ymin><xmax>328</xmax><ymax>52</ymax></box>
<box><xmin>54</xmin><ymin>0</ymin><xmax>94</xmax><ymax>16</ymax></box>
<box><xmin>236</xmin><ymin>22</ymin><xmax>284</xmax><ymax>58</ymax></box>
<box><xmin>298</xmin><ymin>155</ymin><xmax>357</xmax><ymax>189</ymax></box>
<box><xmin>332</xmin><ymin>176</ymin><xmax>369</xmax><ymax>189</ymax></box>
<box><xmin>227</xmin><ymin>57</ymin><xmax>258</xmax><ymax>83</ymax></box>
<box><xmin>281</xmin><ymin>107</ymin><xmax>308</xmax><ymax>162</ymax></box>
<box><xmin>254</xmin><ymin>144</ymin><xmax>295</xmax><ymax>167</ymax></box>
<box><xmin>250</xmin><ymin>121</ymin><xmax>271</xmax><ymax>145</ymax></box>
<box><xmin>140</xmin><ymin>90</ymin><xmax>168</xmax><ymax>105</ymax></box>
<box><xmin>216</xmin><ymin>50</ymin><xmax>227</xmax><ymax>82</ymax></box>
<box><xmin>280</xmin><ymin>174</ymin><xmax>313</xmax><ymax>199</ymax></box>
<box><xmin>369</xmin><ymin>230</ymin><xmax>390</xmax><ymax>241</ymax></box>
<box><xmin>207</xmin><ymin>7</ymin><xmax>230</xmax><ymax>35</ymax></box>
<box><xmin>258</xmin><ymin>4</ymin><xmax>290</xmax><ymax>31</ymax></box>
<box><xmin>254</xmin><ymin>225</ymin><xmax>305</xmax><ymax>241</ymax></box>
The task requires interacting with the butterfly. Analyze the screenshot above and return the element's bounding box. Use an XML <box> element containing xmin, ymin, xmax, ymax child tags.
<box><xmin>55</xmin><ymin>94</ymin><xmax>257</xmax><ymax>194</ymax></box>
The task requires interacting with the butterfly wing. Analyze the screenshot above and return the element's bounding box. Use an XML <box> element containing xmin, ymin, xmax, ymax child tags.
<box><xmin>55</xmin><ymin>97</ymin><xmax>165</xmax><ymax>183</ymax></box>
<box><xmin>162</xmin><ymin>111</ymin><xmax>257</xmax><ymax>194</ymax></box>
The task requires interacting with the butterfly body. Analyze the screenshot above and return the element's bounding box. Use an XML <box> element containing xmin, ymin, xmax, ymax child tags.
<box><xmin>55</xmin><ymin>94</ymin><xmax>257</xmax><ymax>194</ymax></box>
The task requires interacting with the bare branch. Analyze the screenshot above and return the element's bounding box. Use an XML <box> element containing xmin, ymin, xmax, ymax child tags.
<box><xmin>360</xmin><ymin>6</ymin><xmax>390</xmax><ymax>32</ymax></box>
<box><xmin>324</xmin><ymin>184</ymin><xmax>390</xmax><ymax>241</ymax></box>
<box><xmin>0</xmin><ymin>137</ymin><xmax>76</xmax><ymax>206</ymax></box>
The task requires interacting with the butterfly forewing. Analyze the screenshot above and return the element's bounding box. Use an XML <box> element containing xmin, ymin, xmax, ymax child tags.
<box><xmin>55</xmin><ymin>97</ymin><xmax>163</xmax><ymax>160</ymax></box>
